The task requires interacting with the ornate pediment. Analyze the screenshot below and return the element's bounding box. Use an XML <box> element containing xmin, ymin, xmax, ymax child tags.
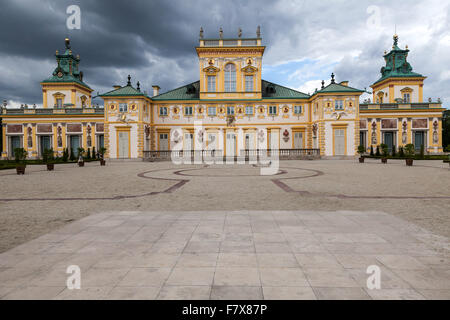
<box><xmin>241</xmin><ymin>65</ymin><xmax>258</xmax><ymax>74</ymax></box>
<box><xmin>400</xmin><ymin>87</ymin><xmax>413</xmax><ymax>93</ymax></box>
<box><xmin>203</xmin><ymin>65</ymin><xmax>220</xmax><ymax>74</ymax></box>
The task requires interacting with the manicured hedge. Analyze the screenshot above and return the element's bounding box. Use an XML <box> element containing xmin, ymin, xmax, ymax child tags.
<box><xmin>364</xmin><ymin>155</ymin><xmax>449</xmax><ymax>160</ymax></box>
<box><xmin>0</xmin><ymin>158</ymin><xmax>100</xmax><ymax>170</ymax></box>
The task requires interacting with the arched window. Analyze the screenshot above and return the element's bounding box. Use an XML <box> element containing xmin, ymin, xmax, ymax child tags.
<box><xmin>224</xmin><ymin>63</ymin><xmax>236</xmax><ymax>92</ymax></box>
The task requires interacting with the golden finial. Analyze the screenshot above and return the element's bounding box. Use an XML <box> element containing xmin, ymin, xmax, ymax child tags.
<box><xmin>56</xmin><ymin>50</ymin><xmax>59</xmax><ymax>55</ymax></box>
<box><xmin>65</xmin><ymin>37</ymin><xmax>71</xmax><ymax>49</ymax></box>
<box><xmin>405</xmin><ymin>44</ymin><xmax>408</xmax><ymax>49</ymax></box>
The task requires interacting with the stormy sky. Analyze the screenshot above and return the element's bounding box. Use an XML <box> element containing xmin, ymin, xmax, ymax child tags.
<box><xmin>0</xmin><ymin>0</ymin><xmax>449</xmax><ymax>108</ymax></box>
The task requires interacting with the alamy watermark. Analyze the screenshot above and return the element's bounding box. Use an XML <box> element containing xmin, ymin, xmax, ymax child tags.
<box><xmin>66</xmin><ymin>5</ymin><xmax>81</xmax><ymax>30</ymax></box>
<box><xmin>66</xmin><ymin>265</ymin><xmax>81</xmax><ymax>290</ymax></box>
<box><xmin>169</xmin><ymin>121</ymin><xmax>279</xmax><ymax>175</ymax></box>
<box><xmin>366</xmin><ymin>265</ymin><xmax>381</xmax><ymax>290</ymax></box>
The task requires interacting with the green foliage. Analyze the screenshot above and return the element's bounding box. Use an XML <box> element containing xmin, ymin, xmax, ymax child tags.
<box><xmin>379</xmin><ymin>144</ymin><xmax>389</xmax><ymax>157</ymax></box>
<box><xmin>399</xmin><ymin>146</ymin><xmax>404</xmax><ymax>158</ymax></box>
<box><xmin>375</xmin><ymin>146</ymin><xmax>380</xmax><ymax>156</ymax></box>
<box><xmin>445</xmin><ymin>145</ymin><xmax>450</xmax><ymax>152</ymax></box>
<box><xmin>62</xmin><ymin>148</ymin><xmax>69</xmax><ymax>162</ymax></box>
<box><xmin>404</xmin><ymin>143</ymin><xmax>415</xmax><ymax>158</ymax></box>
<box><xmin>370</xmin><ymin>146</ymin><xmax>374</xmax><ymax>156</ymax></box>
<box><xmin>391</xmin><ymin>145</ymin><xmax>396</xmax><ymax>157</ymax></box>
<box><xmin>77</xmin><ymin>147</ymin><xmax>85</xmax><ymax>158</ymax></box>
<box><xmin>42</xmin><ymin>148</ymin><xmax>55</xmax><ymax>164</ymax></box>
<box><xmin>357</xmin><ymin>145</ymin><xmax>365</xmax><ymax>155</ymax></box>
<box><xmin>69</xmin><ymin>148</ymin><xmax>76</xmax><ymax>161</ymax></box>
<box><xmin>86</xmin><ymin>148</ymin><xmax>91</xmax><ymax>159</ymax></box>
<box><xmin>92</xmin><ymin>147</ymin><xmax>96</xmax><ymax>159</ymax></box>
<box><xmin>419</xmin><ymin>144</ymin><xmax>425</xmax><ymax>159</ymax></box>
<box><xmin>99</xmin><ymin>147</ymin><xmax>107</xmax><ymax>158</ymax></box>
<box><xmin>14</xmin><ymin>148</ymin><xmax>27</xmax><ymax>164</ymax></box>
<box><xmin>443</xmin><ymin>109</ymin><xmax>450</xmax><ymax>149</ymax></box>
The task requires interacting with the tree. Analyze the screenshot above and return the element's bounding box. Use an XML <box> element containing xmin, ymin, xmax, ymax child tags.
<box><xmin>62</xmin><ymin>148</ymin><xmax>69</xmax><ymax>162</ymax></box>
<box><xmin>92</xmin><ymin>147</ymin><xmax>96</xmax><ymax>160</ymax></box>
<box><xmin>375</xmin><ymin>145</ymin><xmax>380</xmax><ymax>157</ymax></box>
<box><xmin>86</xmin><ymin>148</ymin><xmax>91</xmax><ymax>159</ymax></box>
<box><xmin>399</xmin><ymin>146</ymin><xmax>404</xmax><ymax>158</ymax></box>
<box><xmin>380</xmin><ymin>144</ymin><xmax>389</xmax><ymax>157</ymax></box>
<box><xmin>404</xmin><ymin>144</ymin><xmax>415</xmax><ymax>158</ymax></box>
<box><xmin>69</xmin><ymin>148</ymin><xmax>76</xmax><ymax>161</ymax></box>
<box><xmin>370</xmin><ymin>146</ymin><xmax>374</xmax><ymax>156</ymax></box>
<box><xmin>392</xmin><ymin>145</ymin><xmax>396</xmax><ymax>157</ymax></box>
<box><xmin>357</xmin><ymin>145</ymin><xmax>365</xmax><ymax>156</ymax></box>
<box><xmin>443</xmin><ymin>109</ymin><xmax>450</xmax><ymax>150</ymax></box>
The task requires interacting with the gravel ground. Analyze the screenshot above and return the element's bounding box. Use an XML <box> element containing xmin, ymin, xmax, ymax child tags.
<box><xmin>0</xmin><ymin>158</ymin><xmax>449</xmax><ymax>253</ymax></box>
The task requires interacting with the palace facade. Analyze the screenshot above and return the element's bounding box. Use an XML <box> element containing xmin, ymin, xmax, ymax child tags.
<box><xmin>0</xmin><ymin>32</ymin><xmax>445</xmax><ymax>160</ymax></box>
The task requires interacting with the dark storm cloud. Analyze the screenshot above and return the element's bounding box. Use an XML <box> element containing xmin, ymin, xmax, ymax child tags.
<box><xmin>0</xmin><ymin>0</ymin><xmax>449</xmax><ymax>107</ymax></box>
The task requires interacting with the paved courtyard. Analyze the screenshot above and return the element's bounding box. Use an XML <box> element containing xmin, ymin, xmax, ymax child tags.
<box><xmin>0</xmin><ymin>210</ymin><xmax>449</xmax><ymax>300</ymax></box>
<box><xmin>0</xmin><ymin>159</ymin><xmax>449</xmax><ymax>299</ymax></box>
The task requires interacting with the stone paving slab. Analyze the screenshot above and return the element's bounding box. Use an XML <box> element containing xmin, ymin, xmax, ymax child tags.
<box><xmin>0</xmin><ymin>210</ymin><xmax>449</xmax><ymax>300</ymax></box>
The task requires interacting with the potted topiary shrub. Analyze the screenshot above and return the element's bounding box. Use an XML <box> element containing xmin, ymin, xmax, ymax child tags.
<box><xmin>404</xmin><ymin>143</ymin><xmax>415</xmax><ymax>166</ymax></box>
<box><xmin>380</xmin><ymin>144</ymin><xmax>388</xmax><ymax>163</ymax></box>
<box><xmin>99</xmin><ymin>147</ymin><xmax>107</xmax><ymax>166</ymax></box>
<box><xmin>77</xmin><ymin>147</ymin><xmax>85</xmax><ymax>167</ymax></box>
<box><xmin>357</xmin><ymin>145</ymin><xmax>366</xmax><ymax>163</ymax></box>
<box><xmin>14</xmin><ymin>148</ymin><xmax>27</xmax><ymax>174</ymax></box>
<box><xmin>43</xmin><ymin>148</ymin><xmax>55</xmax><ymax>171</ymax></box>
<box><xmin>62</xmin><ymin>147</ymin><xmax>69</xmax><ymax>162</ymax></box>
<box><xmin>69</xmin><ymin>148</ymin><xmax>76</xmax><ymax>162</ymax></box>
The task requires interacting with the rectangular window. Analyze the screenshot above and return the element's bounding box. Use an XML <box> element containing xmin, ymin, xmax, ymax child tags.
<box><xmin>227</xmin><ymin>106</ymin><xmax>235</xmax><ymax>115</ymax></box>
<box><xmin>119</xmin><ymin>103</ymin><xmax>128</xmax><ymax>112</ymax></box>
<box><xmin>245</xmin><ymin>75</ymin><xmax>254</xmax><ymax>92</ymax></box>
<box><xmin>403</xmin><ymin>93</ymin><xmax>410</xmax><ymax>103</ymax></box>
<box><xmin>269</xmin><ymin>105</ymin><xmax>277</xmax><ymax>115</ymax></box>
<box><xmin>207</xmin><ymin>76</ymin><xmax>216</xmax><ymax>92</ymax></box>
<box><xmin>208</xmin><ymin>106</ymin><xmax>216</xmax><ymax>116</ymax></box>
<box><xmin>159</xmin><ymin>133</ymin><xmax>169</xmax><ymax>151</ymax></box>
<box><xmin>294</xmin><ymin>105</ymin><xmax>302</xmax><ymax>114</ymax></box>
<box><xmin>184</xmin><ymin>106</ymin><xmax>193</xmax><ymax>116</ymax></box>
<box><xmin>159</xmin><ymin>106</ymin><xmax>168</xmax><ymax>116</ymax></box>
<box><xmin>56</xmin><ymin>98</ymin><xmax>63</xmax><ymax>108</ymax></box>
<box><xmin>334</xmin><ymin>100</ymin><xmax>344</xmax><ymax>110</ymax></box>
<box><xmin>245</xmin><ymin>106</ymin><xmax>253</xmax><ymax>115</ymax></box>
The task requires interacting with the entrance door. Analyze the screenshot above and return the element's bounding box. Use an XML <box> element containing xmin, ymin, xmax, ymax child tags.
<box><xmin>245</xmin><ymin>132</ymin><xmax>255</xmax><ymax>150</ymax></box>
<box><xmin>359</xmin><ymin>131</ymin><xmax>366</xmax><ymax>148</ymax></box>
<box><xmin>70</xmin><ymin>135</ymin><xmax>80</xmax><ymax>157</ymax></box>
<box><xmin>384</xmin><ymin>132</ymin><xmax>394</xmax><ymax>153</ymax></box>
<box><xmin>10</xmin><ymin>136</ymin><xmax>21</xmax><ymax>157</ymax></box>
<box><xmin>184</xmin><ymin>133</ymin><xmax>193</xmax><ymax>151</ymax></box>
<box><xmin>40</xmin><ymin>135</ymin><xmax>51</xmax><ymax>156</ymax></box>
<box><xmin>226</xmin><ymin>132</ymin><xmax>236</xmax><ymax>156</ymax></box>
<box><xmin>334</xmin><ymin>129</ymin><xmax>345</xmax><ymax>155</ymax></box>
<box><xmin>118</xmin><ymin>131</ymin><xmax>129</xmax><ymax>158</ymax></box>
<box><xmin>414</xmin><ymin>131</ymin><xmax>425</xmax><ymax>152</ymax></box>
<box><xmin>159</xmin><ymin>133</ymin><xmax>169</xmax><ymax>151</ymax></box>
<box><xmin>98</xmin><ymin>135</ymin><xmax>104</xmax><ymax>149</ymax></box>
<box><xmin>293</xmin><ymin>132</ymin><xmax>303</xmax><ymax>149</ymax></box>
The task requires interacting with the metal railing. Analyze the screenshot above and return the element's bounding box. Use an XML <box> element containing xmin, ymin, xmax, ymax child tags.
<box><xmin>2</xmin><ymin>107</ymin><xmax>104</xmax><ymax>115</ymax></box>
<box><xmin>143</xmin><ymin>149</ymin><xmax>320</xmax><ymax>162</ymax></box>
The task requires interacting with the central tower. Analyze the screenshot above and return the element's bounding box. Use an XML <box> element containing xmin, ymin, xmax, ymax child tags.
<box><xmin>196</xmin><ymin>27</ymin><xmax>265</xmax><ymax>101</ymax></box>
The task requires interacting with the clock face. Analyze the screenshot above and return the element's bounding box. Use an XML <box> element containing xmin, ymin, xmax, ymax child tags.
<box><xmin>57</xmin><ymin>71</ymin><xmax>63</xmax><ymax>78</ymax></box>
